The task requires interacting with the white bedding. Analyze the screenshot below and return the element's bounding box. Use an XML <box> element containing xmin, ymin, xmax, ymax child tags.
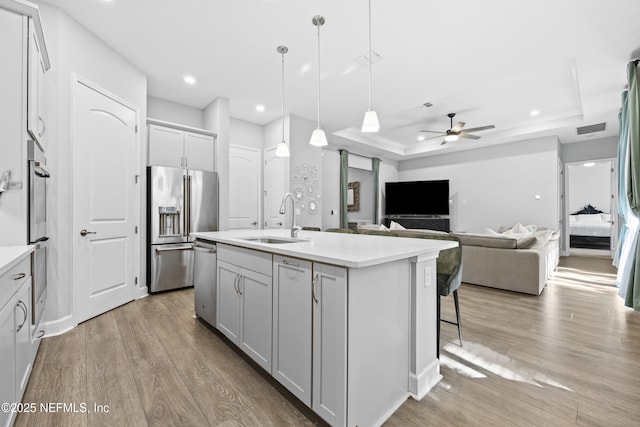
<box><xmin>569</xmin><ymin>214</ymin><xmax>612</xmax><ymax>237</ymax></box>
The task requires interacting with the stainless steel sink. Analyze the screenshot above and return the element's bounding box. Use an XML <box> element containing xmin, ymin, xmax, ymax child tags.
<box><xmin>240</xmin><ymin>236</ymin><xmax>308</xmax><ymax>244</ymax></box>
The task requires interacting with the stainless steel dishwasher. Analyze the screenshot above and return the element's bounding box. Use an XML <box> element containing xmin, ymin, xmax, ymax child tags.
<box><xmin>193</xmin><ymin>240</ymin><xmax>217</xmax><ymax>327</ymax></box>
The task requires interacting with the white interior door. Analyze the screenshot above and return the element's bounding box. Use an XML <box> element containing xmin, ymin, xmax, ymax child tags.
<box><xmin>264</xmin><ymin>147</ymin><xmax>286</xmax><ymax>229</ymax></box>
<box><xmin>229</xmin><ymin>145</ymin><xmax>259</xmax><ymax>229</ymax></box>
<box><xmin>73</xmin><ymin>77</ymin><xmax>138</xmax><ymax>323</ymax></box>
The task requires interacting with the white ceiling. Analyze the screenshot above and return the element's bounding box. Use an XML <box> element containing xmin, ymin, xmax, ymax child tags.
<box><xmin>42</xmin><ymin>0</ymin><xmax>640</xmax><ymax>160</ymax></box>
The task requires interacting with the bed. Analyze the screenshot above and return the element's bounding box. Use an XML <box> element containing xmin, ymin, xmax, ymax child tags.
<box><xmin>569</xmin><ymin>213</ymin><xmax>612</xmax><ymax>249</ymax></box>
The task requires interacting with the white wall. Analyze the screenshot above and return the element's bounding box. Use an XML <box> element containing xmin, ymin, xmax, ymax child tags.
<box><xmin>562</xmin><ymin>136</ymin><xmax>617</xmax><ymax>163</ymax></box>
<box><xmin>568</xmin><ymin>161</ymin><xmax>612</xmax><ymax>214</ymax></box>
<box><xmin>204</xmin><ymin>97</ymin><xmax>230</xmax><ymax>230</ymax></box>
<box><xmin>147</xmin><ymin>95</ymin><xmax>204</xmax><ymax>128</ymax></box>
<box><xmin>38</xmin><ymin>2</ymin><xmax>147</xmax><ymax>329</ymax></box>
<box><xmin>230</xmin><ymin>117</ymin><xmax>264</xmax><ymax>150</ymax></box>
<box><xmin>289</xmin><ymin>114</ymin><xmax>323</xmax><ymax>229</ymax></box>
<box><xmin>398</xmin><ymin>136</ymin><xmax>560</xmax><ymax>233</ymax></box>
<box><xmin>348</xmin><ymin>168</ymin><xmax>374</xmax><ymax>223</ymax></box>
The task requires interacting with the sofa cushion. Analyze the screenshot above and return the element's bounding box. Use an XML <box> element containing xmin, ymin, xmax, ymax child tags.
<box><xmin>453</xmin><ymin>233</ymin><xmax>518</xmax><ymax>249</ymax></box>
<box><xmin>393</xmin><ymin>229</ymin><xmax>448</xmax><ymax>238</ymax></box>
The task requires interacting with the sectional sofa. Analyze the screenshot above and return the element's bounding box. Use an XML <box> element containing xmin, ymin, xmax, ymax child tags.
<box><xmin>355</xmin><ymin>225</ymin><xmax>560</xmax><ymax>295</ymax></box>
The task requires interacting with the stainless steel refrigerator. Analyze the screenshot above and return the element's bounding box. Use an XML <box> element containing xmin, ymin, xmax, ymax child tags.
<box><xmin>147</xmin><ymin>166</ymin><xmax>218</xmax><ymax>292</ymax></box>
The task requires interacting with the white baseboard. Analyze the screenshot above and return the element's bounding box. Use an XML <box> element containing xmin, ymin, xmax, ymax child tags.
<box><xmin>136</xmin><ymin>285</ymin><xmax>148</xmax><ymax>299</ymax></box>
<box><xmin>41</xmin><ymin>314</ymin><xmax>76</xmax><ymax>338</ymax></box>
<box><xmin>409</xmin><ymin>359</ymin><xmax>442</xmax><ymax>401</ymax></box>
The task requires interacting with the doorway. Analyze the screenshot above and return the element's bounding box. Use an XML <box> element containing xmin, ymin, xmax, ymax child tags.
<box><xmin>72</xmin><ymin>76</ymin><xmax>140</xmax><ymax>323</ymax></box>
<box><xmin>564</xmin><ymin>159</ymin><xmax>617</xmax><ymax>258</ymax></box>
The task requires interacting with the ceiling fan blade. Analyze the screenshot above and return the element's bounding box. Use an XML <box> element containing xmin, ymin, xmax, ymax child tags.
<box><xmin>450</xmin><ymin>121</ymin><xmax>466</xmax><ymax>132</ymax></box>
<box><xmin>459</xmin><ymin>132</ymin><xmax>481</xmax><ymax>140</ymax></box>
<box><xmin>462</xmin><ymin>124</ymin><xmax>495</xmax><ymax>133</ymax></box>
<box><xmin>419</xmin><ymin>130</ymin><xmax>445</xmax><ymax>134</ymax></box>
<box><xmin>418</xmin><ymin>134</ymin><xmax>445</xmax><ymax>142</ymax></box>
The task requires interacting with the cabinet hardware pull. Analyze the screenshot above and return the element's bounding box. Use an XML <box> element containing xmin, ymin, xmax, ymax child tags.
<box><xmin>12</xmin><ymin>273</ymin><xmax>26</xmax><ymax>281</ymax></box>
<box><xmin>38</xmin><ymin>116</ymin><xmax>46</xmax><ymax>137</ymax></box>
<box><xmin>36</xmin><ymin>330</ymin><xmax>45</xmax><ymax>338</ymax></box>
<box><xmin>238</xmin><ymin>275</ymin><xmax>243</xmax><ymax>295</ymax></box>
<box><xmin>312</xmin><ymin>273</ymin><xmax>319</xmax><ymax>303</ymax></box>
<box><xmin>282</xmin><ymin>259</ymin><xmax>300</xmax><ymax>268</ymax></box>
<box><xmin>233</xmin><ymin>274</ymin><xmax>239</xmax><ymax>294</ymax></box>
<box><xmin>16</xmin><ymin>300</ymin><xmax>28</xmax><ymax>332</ymax></box>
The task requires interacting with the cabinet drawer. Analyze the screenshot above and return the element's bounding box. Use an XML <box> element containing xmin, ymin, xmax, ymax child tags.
<box><xmin>0</xmin><ymin>257</ymin><xmax>31</xmax><ymax>310</ymax></box>
<box><xmin>218</xmin><ymin>244</ymin><xmax>272</xmax><ymax>276</ymax></box>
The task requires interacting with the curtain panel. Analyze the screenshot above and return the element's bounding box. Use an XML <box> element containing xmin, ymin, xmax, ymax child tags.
<box><xmin>339</xmin><ymin>150</ymin><xmax>349</xmax><ymax>229</ymax></box>
<box><xmin>620</xmin><ymin>61</ymin><xmax>640</xmax><ymax>310</ymax></box>
<box><xmin>372</xmin><ymin>157</ymin><xmax>381</xmax><ymax>224</ymax></box>
<box><xmin>614</xmin><ymin>91</ymin><xmax>630</xmax><ymax>267</ymax></box>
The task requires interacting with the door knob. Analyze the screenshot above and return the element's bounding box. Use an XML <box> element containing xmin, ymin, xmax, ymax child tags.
<box><xmin>80</xmin><ymin>229</ymin><xmax>97</xmax><ymax>236</ymax></box>
<box><xmin>251</xmin><ymin>221</ymin><xmax>257</xmax><ymax>226</ymax></box>
<box><xmin>276</xmin><ymin>222</ymin><xmax>283</xmax><ymax>226</ymax></box>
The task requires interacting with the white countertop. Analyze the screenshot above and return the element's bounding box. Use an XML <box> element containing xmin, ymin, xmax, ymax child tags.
<box><xmin>0</xmin><ymin>245</ymin><xmax>34</xmax><ymax>276</ymax></box>
<box><xmin>192</xmin><ymin>229</ymin><xmax>457</xmax><ymax>268</ymax></box>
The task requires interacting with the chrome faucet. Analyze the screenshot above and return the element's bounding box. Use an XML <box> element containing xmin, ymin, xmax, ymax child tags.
<box><xmin>279</xmin><ymin>193</ymin><xmax>301</xmax><ymax>238</ymax></box>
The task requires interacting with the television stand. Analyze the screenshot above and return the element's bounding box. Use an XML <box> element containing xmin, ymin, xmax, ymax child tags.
<box><xmin>384</xmin><ymin>216</ymin><xmax>450</xmax><ymax>232</ymax></box>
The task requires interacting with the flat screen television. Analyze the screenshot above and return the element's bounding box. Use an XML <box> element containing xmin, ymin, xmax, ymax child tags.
<box><xmin>385</xmin><ymin>180</ymin><xmax>449</xmax><ymax>216</ymax></box>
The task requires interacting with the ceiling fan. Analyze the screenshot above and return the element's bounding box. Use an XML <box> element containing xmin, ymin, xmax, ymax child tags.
<box><xmin>420</xmin><ymin>113</ymin><xmax>495</xmax><ymax>145</ymax></box>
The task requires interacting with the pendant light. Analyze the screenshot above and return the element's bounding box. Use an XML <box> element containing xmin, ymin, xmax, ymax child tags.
<box><xmin>309</xmin><ymin>15</ymin><xmax>328</xmax><ymax>147</ymax></box>
<box><xmin>361</xmin><ymin>0</ymin><xmax>380</xmax><ymax>133</ymax></box>
<box><xmin>275</xmin><ymin>45</ymin><xmax>290</xmax><ymax>157</ymax></box>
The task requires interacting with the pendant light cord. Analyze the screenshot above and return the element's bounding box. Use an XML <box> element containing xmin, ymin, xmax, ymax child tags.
<box><xmin>368</xmin><ymin>0</ymin><xmax>372</xmax><ymax>111</ymax></box>
<box><xmin>316</xmin><ymin>24</ymin><xmax>321</xmax><ymax>130</ymax></box>
<box><xmin>281</xmin><ymin>50</ymin><xmax>285</xmax><ymax>142</ymax></box>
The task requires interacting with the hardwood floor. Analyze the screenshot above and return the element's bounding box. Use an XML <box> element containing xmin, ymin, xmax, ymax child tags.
<box><xmin>16</xmin><ymin>255</ymin><xmax>640</xmax><ymax>426</ymax></box>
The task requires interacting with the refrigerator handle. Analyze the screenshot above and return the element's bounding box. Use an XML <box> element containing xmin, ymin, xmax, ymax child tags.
<box><xmin>183</xmin><ymin>174</ymin><xmax>188</xmax><ymax>237</ymax></box>
<box><xmin>187</xmin><ymin>174</ymin><xmax>192</xmax><ymax>236</ymax></box>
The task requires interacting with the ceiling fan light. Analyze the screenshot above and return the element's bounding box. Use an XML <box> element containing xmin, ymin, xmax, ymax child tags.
<box><xmin>444</xmin><ymin>134</ymin><xmax>459</xmax><ymax>142</ymax></box>
<box><xmin>309</xmin><ymin>128</ymin><xmax>328</xmax><ymax>147</ymax></box>
<box><xmin>361</xmin><ymin>110</ymin><xmax>380</xmax><ymax>133</ymax></box>
<box><xmin>275</xmin><ymin>140</ymin><xmax>290</xmax><ymax>157</ymax></box>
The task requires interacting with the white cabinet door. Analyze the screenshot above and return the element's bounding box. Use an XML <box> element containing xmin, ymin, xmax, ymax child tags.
<box><xmin>216</xmin><ymin>260</ymin><xmax>241</xmax><ymax>342</ymax></box>
<box><xmin>0</xmin><ymin>298</ymin><xmax>16</xmax><ymax>427</ymax></box>
<box><xmin>312</xmin><ymin>263</ymin><xmax>347</xmax><ymax>426</ymax></box>
<box><xmin>272</xmin><ymin>256</ymin><xmax>312</xmax><ymax>404</ymax></box>
<box><xmin>148</xmin><ymin>124</ymin><xmax>184</xmax><ymax>168</ymax></box>
<box><xmin>184</xmin><ymin>132</ymin><xmax>214</xmax><ymax>172</ymax></box>
<box><xmin>229</xmin><ymin>145</ymin><xmax>259</xmax><ymax>229</ymax></box>
<box><xmin>239</xmin><ymin>268</ymin><xmax>272</xmax><ymax>372</ymax></box>
<box><xmin>28</xmin><ymin>19</ymin><xmax>47</xmax><ymax>148</ymax></box>
<box><xmin>14</xmin><ymin>279</ymin><xmax>31</xmax><ymax>401</ymax></box>
<box><xmin>264</xmin><ymin>147</ymin><xmax>287</xmax><ymax>228</ymax></box>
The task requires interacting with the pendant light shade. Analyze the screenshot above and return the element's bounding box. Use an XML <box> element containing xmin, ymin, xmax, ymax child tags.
<box><xmin>361</xmin><ymin>110</ymin><xmax>380</xmax><ymax>133</ymax></box>
<box><xmin>310</xmin><ymin>15</ymin><xmax>328</xmax><ymax>147</ymax></box>
<box><xmin>309</xmin><ymin>128</ymin><xmax>328</xmax><ymax>147</ymax></box>
<box><xmin>361</xmin><ymin>0</ymin><xmax>379</xmax><ymax>133</ymax></box>
<box><xmin>276</xmin><ymin>45</ymin><xmax>290</xmax><ymax>157</ymax></box>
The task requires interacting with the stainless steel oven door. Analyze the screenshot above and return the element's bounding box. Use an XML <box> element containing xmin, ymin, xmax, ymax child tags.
<box><xmin>28</xmin><ymin>141</ymin><xmax>49</xmax><ymax>242</ymax></box>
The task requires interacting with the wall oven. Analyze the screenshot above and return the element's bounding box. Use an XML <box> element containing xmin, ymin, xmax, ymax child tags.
<box><xmin>28</xmin><ymin>140</ymin><xmax>49</xmax><ymax>329</ymax></box>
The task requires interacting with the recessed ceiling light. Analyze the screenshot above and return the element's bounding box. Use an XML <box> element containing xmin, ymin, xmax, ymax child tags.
<box><xmin>584</xmin><ymin>162</ymin><xmax>596</xmax><ymax>167</ymax></box>
<box><xmin>256</xmin><ymin>105</ymin><xmax>265</xmax><ymax>112</ymax></box>
<box><xmin>417</xmin><ymin>135</ymin><xmax>426</xmax><ymax>141</ymax></box>
<box><xmin>530</xmin><ymin>109</ymin><xmax>540</xmax><ymax>116</ymax></box>
<box><xmin>183</xmin><ymin>75</ymin><xmax>196</xmax><ymax>85</ymax></box>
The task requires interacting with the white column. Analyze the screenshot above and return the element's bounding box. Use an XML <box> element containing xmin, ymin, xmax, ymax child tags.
<box><xmin>409</xmin><ymin>253</ymin><xmax>442</xmax><ymax>400</ymax></box>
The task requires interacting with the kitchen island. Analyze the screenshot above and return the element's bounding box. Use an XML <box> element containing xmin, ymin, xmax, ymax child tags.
<box><xmin>191</xmin><ymin>229</ymin><xmax>457</xmax><ymax>427</ymax></box>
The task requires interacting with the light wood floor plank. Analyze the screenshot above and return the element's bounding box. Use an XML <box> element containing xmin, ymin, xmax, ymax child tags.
<box><xmin>16</xmin><ymin>254</ymin><xmax>640</xmax><ymax>426</ymax></box>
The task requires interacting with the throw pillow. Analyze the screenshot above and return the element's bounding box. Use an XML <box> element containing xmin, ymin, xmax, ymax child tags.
<box><xmin>389</xmin><ymin>221</ymin><xmax>406</xmax><ymax>230</ymax></box>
